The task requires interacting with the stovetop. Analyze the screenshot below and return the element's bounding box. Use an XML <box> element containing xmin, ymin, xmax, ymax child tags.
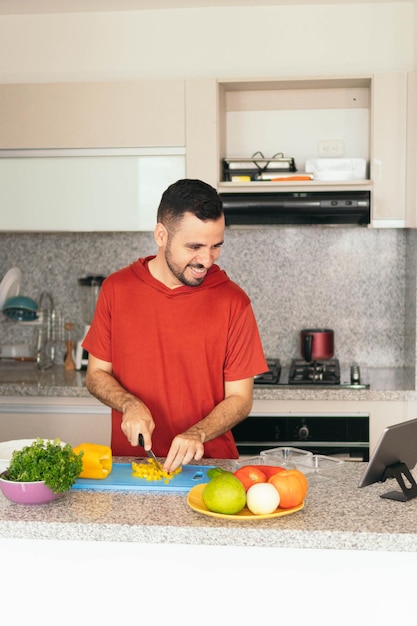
<box><xmin>289</xmin><ymin>358</ymin><xmax>340</xmax><ymax>385</ymax></box>
<box><xmin>254</xmin><ymin>358</ymin><xmax>370</xmax><ymax>389</ymax></box>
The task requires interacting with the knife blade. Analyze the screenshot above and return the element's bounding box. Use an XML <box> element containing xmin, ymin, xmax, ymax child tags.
<box><xmin>138</xmin><ymin>434</ymin><xmax>163</xmax><ymax>471</ymax></box>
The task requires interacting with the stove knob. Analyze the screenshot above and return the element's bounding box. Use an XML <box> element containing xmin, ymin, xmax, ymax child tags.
<box><xmin>298</xmin><ymin>425</ymin><xmax>309</xmax><ymax>440</ymax></box>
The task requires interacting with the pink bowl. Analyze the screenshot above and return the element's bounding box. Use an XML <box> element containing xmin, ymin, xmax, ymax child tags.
<box><xmin>0</xmin><ymin>473</ymin><xmax>65</xmax><ymax>505</ymax></box>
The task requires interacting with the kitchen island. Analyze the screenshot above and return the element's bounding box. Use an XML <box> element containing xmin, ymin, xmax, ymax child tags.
<box><xmin>1</xmin><ymin>460</ymin><xmax>417</xmax><ymax>623</ymax></box>
<box><xmin>1</xmin><ymin>460</ymin><xmax>417</xmax><ymax>551</ymax></box>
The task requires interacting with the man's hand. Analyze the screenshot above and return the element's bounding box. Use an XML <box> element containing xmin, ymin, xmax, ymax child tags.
<box><xmin>120</xmin><ymin>397</ymin><xmax>155</xmax><ymax>449</ymax></box>
<box><xmin>163</xmin><ymin>378</ymin><xmax>253</xmax><ymax>473</ymax></box>
<box><xmin>163</xmin><ymin>429</ymin><xmax>205</xmax><ymax>474</ymax></box>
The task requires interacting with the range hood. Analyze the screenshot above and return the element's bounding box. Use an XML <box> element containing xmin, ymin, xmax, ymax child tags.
<box><xmin>220</xmin><ymin>190</ymin><xmax>371</xmax><ymax>226</ymax></box>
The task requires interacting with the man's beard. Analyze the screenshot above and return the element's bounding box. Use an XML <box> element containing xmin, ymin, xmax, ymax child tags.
<box><xmin>165</xmin><ymin>247</ymin><xmax>206</xmax><ymax>287</ymax></box>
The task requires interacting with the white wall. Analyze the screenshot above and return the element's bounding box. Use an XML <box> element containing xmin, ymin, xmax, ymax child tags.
<box><xmin>0</xmin><ymin>3</ymin><xmax>413</xmax><ymax>83</ymax></box>
<box><xmin>2</xmin><ymin>540</ymin><xmax>417</xmax><ymax>625</ymax></box>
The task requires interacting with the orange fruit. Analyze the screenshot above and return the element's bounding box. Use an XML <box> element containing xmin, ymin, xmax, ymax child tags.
<box><xmin>268</xmin><ymin>469</ymin><xmax>308</xmax><ymax>509</ymax></box>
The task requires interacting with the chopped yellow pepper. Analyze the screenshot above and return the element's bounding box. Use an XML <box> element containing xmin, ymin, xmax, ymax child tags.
<box><xmin>131</xmin><ymin>458</ymin><xmax>182</xmax><ymax>484</ymax></box>
<box><xmin>73</xmin><ymin>443</ymin><xmax>113</xmax><ymax>479</ymax></box>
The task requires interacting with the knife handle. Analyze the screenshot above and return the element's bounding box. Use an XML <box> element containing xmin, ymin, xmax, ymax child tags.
<box><xmin>138</xmin><ymin>433</ymin><xmax>144</xmax><ymax>447</ymax></box>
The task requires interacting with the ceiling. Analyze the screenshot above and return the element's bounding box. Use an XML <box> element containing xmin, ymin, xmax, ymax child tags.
<box><xmin>0</xmin><ymin>0</ymin><xmax>410</xmax><ymax>15</ymax></box>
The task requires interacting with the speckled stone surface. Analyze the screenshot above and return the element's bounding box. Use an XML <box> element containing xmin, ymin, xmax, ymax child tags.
<box><xmin>1</xmin><ymin>227</ymin><xmax>416</xmax><ymax>372</ymax></box>
<box><xmin>1</xmin><ymin>460</ymin><xmax>417</xmax><ymax>552</ymax></box>
<box><xmin>1</xmin><ymin>363</ymin><xmax>416</xmax><ymax>400</ymax></box>
<box><xmin>0</xmin><ymin>363</ymin><xmax>89</xmax><ymax>397</ymax></box>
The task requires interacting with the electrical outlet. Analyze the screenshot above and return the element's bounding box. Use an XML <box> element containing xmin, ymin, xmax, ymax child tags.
<box><xmin>318</xmin><ymin>139</ymin><xmax>345</xmax><ymax>158</ymax></box>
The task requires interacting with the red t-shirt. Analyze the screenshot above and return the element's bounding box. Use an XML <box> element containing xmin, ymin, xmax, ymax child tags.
<box><xmin>83</xmin><ymin>257</ymin><xmax>267</xmax><ymax>458</ymax></box>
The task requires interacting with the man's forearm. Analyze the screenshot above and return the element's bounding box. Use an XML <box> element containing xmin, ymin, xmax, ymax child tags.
<box><xmin>85</xmin><ymin>369</ymin><xmax>142</xmax><ymax>414</ymax></box>
<box><xmin>184</xmin><ymin>391</ymin><xmax>253</xmax><ymax>444</ymax></box>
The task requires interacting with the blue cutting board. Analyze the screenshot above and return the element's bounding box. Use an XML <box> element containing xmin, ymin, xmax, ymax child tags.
<box><xmin>71</xmin><ymin>463</ymin><xmax>215</xmax><ymax>493</ymax></box>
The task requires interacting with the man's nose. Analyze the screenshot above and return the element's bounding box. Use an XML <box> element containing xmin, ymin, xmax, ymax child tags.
<box><xmin>196</xmin><ymin>250</ymin><xmax>214</xmax><ymax>267</ymax></box>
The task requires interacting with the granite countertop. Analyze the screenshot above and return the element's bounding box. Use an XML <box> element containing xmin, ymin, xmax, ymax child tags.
<box><xmin>1</xmin><ymin>459</ymin><xmax>417</xmax><ymax>552</ymax></box>
<box><xmin>0</xmin><ymin>362</ymin><xmax>416</xmax><ymax>400</ymax></box>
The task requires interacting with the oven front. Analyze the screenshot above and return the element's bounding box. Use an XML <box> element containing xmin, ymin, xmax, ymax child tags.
<box><xmin>232</xmin><ymin>412</ymin><xmax>370</xmax><ymax>461</ymax></box>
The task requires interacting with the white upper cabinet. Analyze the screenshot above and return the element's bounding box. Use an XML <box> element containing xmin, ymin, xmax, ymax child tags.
<box><xmin>0</xmin><ymin>149</ymin><xmax>185</xmax><ymax>232</ymax></box>
<box><xmin>0</xmin><ymin>80</ymin><xmax>186</xmax><ymax>231</ymax></box>
<box><xmin>185</xmin><ymin>73</ymin><xmax>410</xmax><ymax>228</ymax></box>
<box><xmin>0</xmin><ymin>75</ymin><xmax>413</xmax><ymax>230</ymax></box>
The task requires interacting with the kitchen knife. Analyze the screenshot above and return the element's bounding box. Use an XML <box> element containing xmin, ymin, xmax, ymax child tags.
<box><xmin>138</xmin><ymin>433</ymin><xmax>163</xmax><ymax>471</ymax></box>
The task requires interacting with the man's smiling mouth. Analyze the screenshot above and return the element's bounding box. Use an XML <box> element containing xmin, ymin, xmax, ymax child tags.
<box><xmin>190</xmin><ymin>265</ymin><xmax>206</xmax><ymax>273</ymax></box>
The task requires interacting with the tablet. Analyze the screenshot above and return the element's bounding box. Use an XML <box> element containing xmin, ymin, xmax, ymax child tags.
<box><xmin>358</xmin><ymin>418</ymin><xmax>417</xmax><ymax>498</ymax></box>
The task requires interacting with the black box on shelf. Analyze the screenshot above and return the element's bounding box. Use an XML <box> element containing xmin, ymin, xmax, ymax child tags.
<box><xmin>223</xmin><ymin>156</ymin><xmax>296</xmax><ymax>182</ymax></box>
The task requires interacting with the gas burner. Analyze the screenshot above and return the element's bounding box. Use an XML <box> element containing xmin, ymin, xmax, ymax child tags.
<box><xmin>289</xmin><ymin>359</ymin><xmax>341</xmax><ymax>385</ymax></box>
<box><xmin>254</xmin><ymin>358</ymin><xmax>281</xmax><ymax>385</ymax></box>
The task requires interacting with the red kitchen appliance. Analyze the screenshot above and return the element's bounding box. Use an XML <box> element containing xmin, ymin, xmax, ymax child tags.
<box><xmin>300</xmin><ymin>328</ymin><xmax>334</xmax><ymax>363</ymax></box>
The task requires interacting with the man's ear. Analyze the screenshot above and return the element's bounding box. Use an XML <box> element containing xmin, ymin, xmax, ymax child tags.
<box><xmin>154</xmin><ymin>222</ymin><xmax>168</xmax><ymax>248</ymax></box>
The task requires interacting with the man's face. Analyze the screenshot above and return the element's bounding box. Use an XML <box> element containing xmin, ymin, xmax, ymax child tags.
<box><xmin>162</xmin><ymin>212</ymin><xmax>225</xmax><ymax>287</ymax></box>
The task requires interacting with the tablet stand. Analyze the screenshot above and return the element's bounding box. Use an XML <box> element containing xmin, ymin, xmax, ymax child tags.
<box><xmin>380</xmin><ymin>462</ymin><xmax>417</xmax><ymax>502</ymax></box>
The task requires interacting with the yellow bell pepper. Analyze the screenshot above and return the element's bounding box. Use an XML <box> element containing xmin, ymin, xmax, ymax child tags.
<box><xmin>131</xmin><ymin>458</ymin><xmax>182</xmax><ymax>484</ymax></box>
<box><xmin>73</xmin><ymin>443</ymin><xmax>113</xmax><ymax>479</ymax></box>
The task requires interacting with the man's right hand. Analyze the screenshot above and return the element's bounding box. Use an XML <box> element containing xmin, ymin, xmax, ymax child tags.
<box><xmin>120</xmin><ymin>396</ymin><xmax>155</xmax><ymax>449</ymax></box>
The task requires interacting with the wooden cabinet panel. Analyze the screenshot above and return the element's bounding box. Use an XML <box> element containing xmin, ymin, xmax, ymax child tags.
<box><xmin>185</xmin><ymin>79</ymin><xmax>219</xmax><ymax>188</ymax></box>
<box><xmin>0</xmin><ymin>80</ymin><xmax>185</xmax><ymax>148</ymax></box>
<box><xmin>0</xmin><ymin>79</ymin><xmax>187</xmax><ymax>231</ymax></box>
<box><xmin>406</xmin><ymin>72</ymin><xmax>417</xmax><ymax>228</ymax></box>
<box><xmin>371</xmin><ymin>72</ymin><xmax>407</xmax><ymax>226</ymax></box>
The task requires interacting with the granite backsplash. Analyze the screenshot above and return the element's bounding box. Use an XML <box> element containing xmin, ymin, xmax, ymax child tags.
<box><xmin>0</xmin><ymin>227</ymin><xmax>416</xmax><ymax>371</ymax></box>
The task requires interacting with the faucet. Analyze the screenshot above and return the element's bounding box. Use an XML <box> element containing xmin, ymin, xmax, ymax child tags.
<box><xmin>36</xmin><ymin>292</ymin><xmax>56</xmax><ymax>370</ymax></box>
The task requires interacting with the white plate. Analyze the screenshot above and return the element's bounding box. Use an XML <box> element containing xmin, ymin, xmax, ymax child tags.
<box><xmin>0</xmin><ymin>439</ymin><xmax>37</xmax><ymax>473</ymax></box>
<box><xmin>0</xmin><ymin>267</ymin><xmax>22</xmax><ymax>310</ymax></box>
<box><xmin>0</xmin><ymin>438</ymin><xmax>68</xmax><ymax>474</ymax></box>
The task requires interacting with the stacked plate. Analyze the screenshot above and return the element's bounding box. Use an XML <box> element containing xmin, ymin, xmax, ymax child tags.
<box><xmin>0</xmin><ymin>268</ymin><xmax>39</xmax><ymax>321</ymax></box>
<box><xmin>0</xmin><ymin>439</ymin><xmax>37</xmax><ymax>473</ymax></box>
<box><xmin>0</xmin><ymin>267</ymin><xmax>22</xmax><ymax>310</ymax></box>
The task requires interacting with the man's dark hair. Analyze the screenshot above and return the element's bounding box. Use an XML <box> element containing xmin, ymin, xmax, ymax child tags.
<box><xmin>157</xmin><ymin>179</ymin><xmax>223</xmax><ymax>230</ymax></box>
